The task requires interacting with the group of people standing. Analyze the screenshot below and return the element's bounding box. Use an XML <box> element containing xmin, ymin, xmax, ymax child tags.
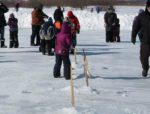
<box><xmin>104</xmin><ymin>1</ymin><xmax>150</xmax><ymax>78</ymax></box>
<box><xmin>31</xmin><ymin>5</ymin><xmax>80</xmax><ymax>80</ymax></box>
<box><xmin>0</xmin><ymin>1</ymin><xmax>19</xmax><ymax>48</ymax></box>
<box><xmin>1</xmin><ymin>0</ymin><xmax>150</xmax><ymax>78</ymax></box>
<box><xmin>104</xmin><ymin>6</ymin><xmax>120</xmax><ymax>43</ymax></box>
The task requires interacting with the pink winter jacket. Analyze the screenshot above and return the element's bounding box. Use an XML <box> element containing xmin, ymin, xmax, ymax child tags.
<box><xmin>55</xmin><ymin>22</ymin><xmax>72</xmax><ymax>55</ymax></box>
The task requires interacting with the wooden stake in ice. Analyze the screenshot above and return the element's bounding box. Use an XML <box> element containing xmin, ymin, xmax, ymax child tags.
<box><xmin>70</xmin><ymin>65</ymin><xmax>75</xmax><ymax>107</ymax></box>
<box><xmin>74</xmin><ymin>48</ymin><xmax>77</xmax><ymax>64</ymax></box>
<box><xmin>83</xmin><ymin>49</ymin><xmax>89</xmax><ymax>87</ymax></box>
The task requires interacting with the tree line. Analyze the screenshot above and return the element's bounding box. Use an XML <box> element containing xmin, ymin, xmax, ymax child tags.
<box><xmin>1</xmin><ymin>0</ymin><xmax>145</xmax><ymax>8</ymax></box>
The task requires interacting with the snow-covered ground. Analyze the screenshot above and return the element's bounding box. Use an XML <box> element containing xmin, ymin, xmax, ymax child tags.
<box><xmin>0</xmin><ymin>6</ymin><xmax>150</xmax><ymax>114</ymax></box>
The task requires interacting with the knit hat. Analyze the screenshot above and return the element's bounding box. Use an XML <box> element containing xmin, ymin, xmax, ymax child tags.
<box><xmin>108</xmin><ymin>5</ymin><xmax>115</xmax><ymax>12</ymax></box>
<box><xmin>48</xmin><ymin>17</ymin><xmax>53</xmax><ymax>23</ymax></box>
<box><xmin>67</xmin><ymin>11</ymin><xmax>73</xmax><ymax>17</ymax></box>
<box><xmin>138</xmin><ymin>9</ymin><xmax>144</xmax><ymax>14</ymax></box>
<box><xmin>9</xmin><ymin>13</ymin><xmax>14</xmax><ymax>18</ymax></box>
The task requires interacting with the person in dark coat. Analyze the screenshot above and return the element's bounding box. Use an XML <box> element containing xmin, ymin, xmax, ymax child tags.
<box><xmin>131</xmin><ymin>0</ymin><xmax>150</xmax><ymax>77</ymax></box>
<box><xmin>15</xmin><ymin>2</ymin><xmax>20</xmax><ymax>12</ymax></box>
<box><xmin>31</xmin><ymin>4</ymin><xmax>48</xmax><ymax>46</ymax></box>
<box><xmin>133</xmin><ymin>9</ymin><xmax>144</xmax><ymax>42</ymax></box>
<box><xmin>104</xmin><ymin>6</ymin><xmax>117</xmax><ymax>42</ymax></box>
<box><xmin>53</xmin><ymin>22</ymin><xmax>72</xmax><ymax>80</ymax></box>
<box><xmin>95</xmin><ymin>5</ymin><xmax>101</xmax><ymax>13</ymax></box>
<box><xmin>53</xmin><ymin>6</ymin><xmax>64</xmax><ymax>23</ymax></box>
<box><xmin>0</xmin><ymin>1</ymin><xmax>8</xmax><ymax>48</ymax></box>
<box><xmin>7</xmin><ymin>13</ymin><xmax>19</xmax><ymax>48</ymax></box>
<box><xmin>53</xmin><ymin>6</ymin><xmax>64</xmax><ymax>36</ymax></box>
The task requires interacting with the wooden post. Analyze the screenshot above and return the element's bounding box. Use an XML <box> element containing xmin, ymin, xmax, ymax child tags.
<box><xmin>85</xmin><ymin>58</ymin><xmax>91</xmax><ymax>78</ymax></box>
<box><xmin>85</xmin><ymin>59</ymin><xmax>89</xmax><ymax>87</ymax></box>
<box><xmin>70</xmin><ymin>65</ymin><xmax>75</xmax><ymax>107</ymax></box>
<box><xmin>74</xmin><ymin>48</ymin><xmax>77</xmax><ymax>64</ymax></box>
<box><xmin>83</xmin><ymin>49</ymin><xmax>86</xmax><ymax>77</ymax></box>
<box><xmin>83</xmin><ymin>49</ymin><xmax>89</xmax><ymax>87</ymax></box>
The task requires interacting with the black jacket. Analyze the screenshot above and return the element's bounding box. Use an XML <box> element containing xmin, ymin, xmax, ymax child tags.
<box><xmin>104</xmin><ymin>11</ymin><xmax>117</xmax><ymax>31</ymax></box>
<box><xmin>54</xmin><ymin>8</ymin><xmax>64</xmax><ymax>23</ymax></box>
<box><xmin>0</xmin><ymin>4</ymin><xmax>8</xmax><ymax>27</ymax></box>
<box><xmin>132</xmin><ymin>8</ymin><xmax>150</xmax><ymax>44</ymax></box>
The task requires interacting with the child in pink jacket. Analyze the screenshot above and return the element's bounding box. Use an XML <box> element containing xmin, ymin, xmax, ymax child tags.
<box><xmin>53</xmin><ymin>20</ymin><xmax>72</xmax><ymax>80</ymax></box>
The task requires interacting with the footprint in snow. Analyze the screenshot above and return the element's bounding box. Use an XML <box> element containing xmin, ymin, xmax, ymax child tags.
<box><xmin>116</xmin><ymin>91</ymin><xmax>128</xmax><ymax>97</ymax></box>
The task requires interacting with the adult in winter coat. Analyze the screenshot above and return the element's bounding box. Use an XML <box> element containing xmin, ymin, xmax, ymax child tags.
<box><xmin>53</xmin><ymin>6</ymin><xmax>64</xmax><ymax>23</ymax></box>
<box><xmin>53</xmin><ymin>22</ymin><xmax>72</xmax><ymax>80</ymax></box>
<box><xmin>31</xmin><ymin>4</ymin><xmax>48</xmax><ymax>46</ymax></box>
<box><xmin>7</xmin><ymin>13</ymin><xmax>19</xmax><ymax>48</ymax></box>
<box><xmin>0</xmin><ymin>1</ymin><xmax>8</xmax><ymax>48</ymax></box>
<box><xmin>131</xmin><ymin>0</ymin><xmax>150</xmax><ymax>77</ymax></box>
<box><xmin>104</xmin><ymin>6</ymin><xmax>117</xmax><ymax>42</ymax></box>
<box><xmin>67</xmin><ymin>10</ymin><xmax>80</xmax><ymax>54</ymax></box>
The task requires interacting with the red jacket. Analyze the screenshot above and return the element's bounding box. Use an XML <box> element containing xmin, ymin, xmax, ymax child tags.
<box><xmin>67</xmin><ymin>11</ymin><xmax>80</xmax><ymax>34</ymax></box>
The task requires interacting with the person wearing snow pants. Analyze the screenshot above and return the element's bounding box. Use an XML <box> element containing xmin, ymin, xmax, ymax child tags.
<box><xmin>9</xmin><ymin>31</ymin><xmax>18</xmax><ymax>48</ymax></box>
<box><xmin>7</xmin><ymin>13</ymin><xmax>19</xmax><ymax>48</ymax></box>
<box><xmin>0</xmin><ymin>26</ymin><xmax>5</xmax><ymax>46</ymax></box>
<box><xmin>31</xmin><ymin>5</ymin><xmax>48</xmax><ymax>46</ymax></box>
<box><xmin>54</xmin><ymin>55</ymin><xmax>71</xmax><ymax>79</ymax></box>
<box><xmin>104</xmin><ymin>6</ymin><xmax>117</xmax><ymax>42</ymax></box>
<box><xmin>131</xmin><ymin>0</ymin><xmax>150</xmax><ymax>77</ymax></box>
<box><xmin>140</xmin><ymin>45</ymin><xmax>150</xmax><ymax>75</ymax></box>
<box><xmin>0</xmin><ymin>2</ymin><xmax>9</xmax><ymax>47</ymax></box>
<box><xmin>31</xmin><ymin>25</ymin><xmax>41</xmax><ymax>46</ymax></box>
<box><xmin>53</xmin><ymin>22</ymin><xmax>72</xmax><ymax>80</ymax></box>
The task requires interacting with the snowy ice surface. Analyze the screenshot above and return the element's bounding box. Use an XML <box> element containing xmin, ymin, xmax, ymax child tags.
<box><xmin>0</xmin><ymin>6</ymin><xmax>150</xmax><ymax>114</ymax></box>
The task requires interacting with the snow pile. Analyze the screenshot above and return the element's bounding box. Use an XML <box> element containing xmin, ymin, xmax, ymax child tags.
<box><xmin>5</xmin><ymin>6</ymin><xmax>144</xmax><ymax>30</ymax></box>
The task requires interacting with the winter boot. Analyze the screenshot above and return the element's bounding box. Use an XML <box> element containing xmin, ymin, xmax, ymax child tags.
<box><xmin>14</xmin><ymin>41</ymin><xmax>19</xmax><ymax>48</ymax></box>
<box><xmin>70</xmin><ymin>48</ymin><xmax>74</xmax><ymax>54</ymax></box>
<box><xmin>31</xmin><ymin>37</ymin><xmax>35</xmax><ymax>46</ymax></box>
<box><xmin>142</xmin><ymin>70</ymin><xmax>148</xmax><ymax>77</ymax></box>
<box><xmin>9</xmin><ymin>41</ymin><xmax>14</xmax><ymax>48</ymax></box>
<box><xmin>1</xmin><ymin>41</ymin><xmax>7</xmax><ymax>48</ymax></box>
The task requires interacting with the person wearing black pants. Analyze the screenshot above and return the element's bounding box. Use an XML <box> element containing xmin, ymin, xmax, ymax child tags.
<box><xmin>53</xmin><ymin>21</ymin><xmax>72</xmax><ymax>80</ymax></box>
<box><xmin>131</xmin><ymin>0</ymin><xmax>150</xmax><ymax>77</ymax></box>
<box><xmin>104</xmin><ymin>6</ymin><xmax>117</xmax><ymax>42</ymax></box>
<box><xmin>0</xmin><ymin>1</ymin><xmax>8</xmax><ymax>48</ymax></box>
<box><xmin>31</xmin><ymin>4</ymin><xmax>48</xmax><ymax>46</ymax></box>
<box><xmin>31</xmin><ymin>25</ymin><xmax>41</xmax><ymax>46</ymax></box>
<box><xmin>8</xmin><ymin>13</ymin><xmax>19</xmax><ymax>48</ymax></box>
<box><xmin>54</xmin><ymin>55</ymin><xmax>71</xmax><ymax>79</ymax></box>
<box><xmin>9</xmin><ymin>31</ymin><xmax>19</xmax><ymax>48</ymax></box>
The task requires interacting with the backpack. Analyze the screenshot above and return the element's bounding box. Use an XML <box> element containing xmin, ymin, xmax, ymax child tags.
<box><xmin>47</xmin><ymin>25</ymin><xmax>55</xmax><ymax>40</ymax></box>
<box><xmin>39</xmin><ymin>25</ymin><xmax>45</xmax><ymax>40</ymax></box>
<box><xmin>40</xmin><ymin>24</ymin><xmax>55</xmax><ymax>40</ymax></box>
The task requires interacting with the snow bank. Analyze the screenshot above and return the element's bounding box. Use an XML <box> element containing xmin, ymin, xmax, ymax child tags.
<box><xmin>5</xmin><ymin>6</ymin><xmax>144</xmax><ymax>31</ymax></box>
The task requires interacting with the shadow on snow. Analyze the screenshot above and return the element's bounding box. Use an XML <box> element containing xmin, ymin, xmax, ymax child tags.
<box><xmin>0</xmin><ymin>60</ymin><xmax>17</xmax><ymax>63</ymax></box>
